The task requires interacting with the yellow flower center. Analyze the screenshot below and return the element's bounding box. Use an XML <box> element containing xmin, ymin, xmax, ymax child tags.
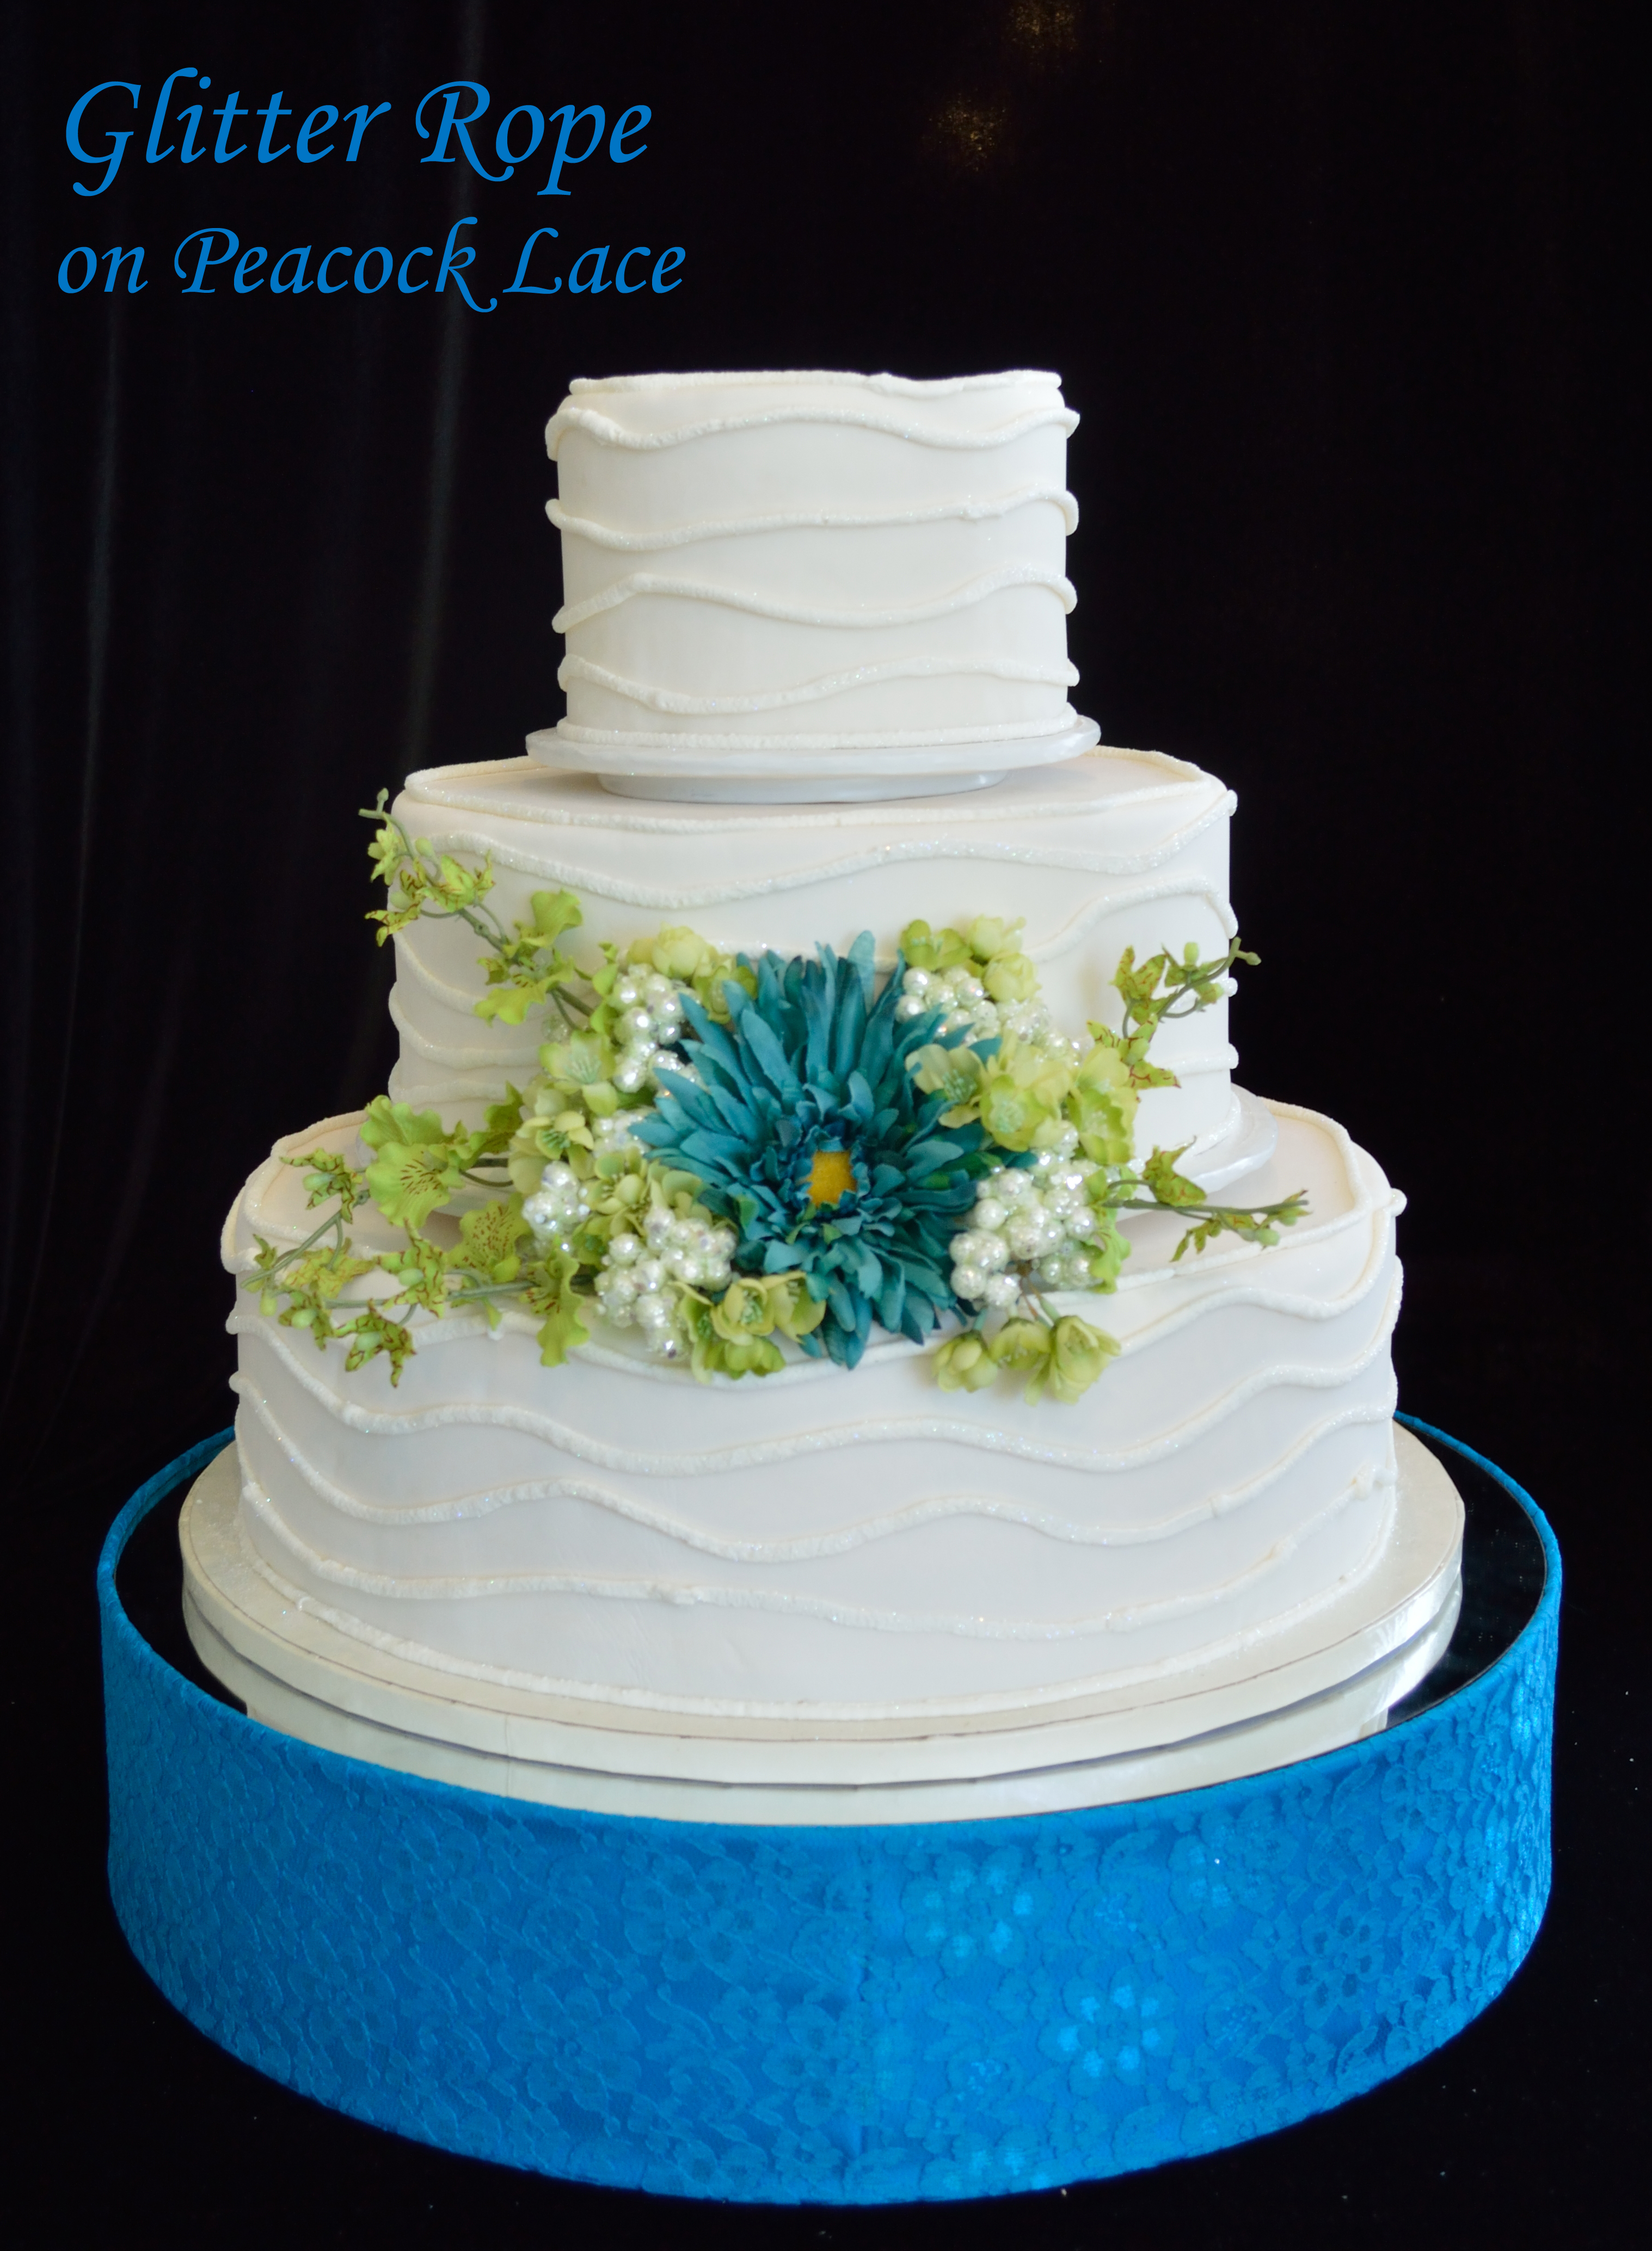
<box><xmin>806</xmin><ymin>1147</ymin><xmax>857</xmax><ymax>1207</ymax></box>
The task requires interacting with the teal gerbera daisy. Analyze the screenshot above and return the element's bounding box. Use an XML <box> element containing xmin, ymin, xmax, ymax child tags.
<box><xmin>632</xmin><ymin>933</ymin><xmax>1001</xmax><ymax>1367</ymax></box>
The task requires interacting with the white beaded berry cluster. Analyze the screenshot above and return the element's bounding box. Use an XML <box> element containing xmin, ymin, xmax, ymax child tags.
<box><xmin>595</xmin><ymin>1203</ymin><xmax>738</xmax><ymax>1358</ymax></box>
<box><xmin>609</xmin><ymin>970</ymin><xmax>687</xmax><ymax>1093</ymax></box>
<box><xmin>948</xmin><ymin>1128</ymin><xmax>1108</xmax><ymax>1306</ymax></box>
<box><xmin>590</xmin><ymin>1111</ymin><xmax>640</xmax><ymax>1153</ymax></box>
<box><xmin>521</xmin><ymin>1161</ymin><xmax>589</xmax><ymax>1251</ymax></box>
<box><xmin>893</xmin><ymin>965</ymin><xmax>1078</xmax><ymax>1053</ymax></box>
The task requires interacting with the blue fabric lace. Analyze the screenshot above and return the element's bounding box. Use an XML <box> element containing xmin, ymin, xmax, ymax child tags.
<box><xmin>100</xmin><ymin>1416</ymin><xmax>1557</xmax><ymax>2203</ymax></box>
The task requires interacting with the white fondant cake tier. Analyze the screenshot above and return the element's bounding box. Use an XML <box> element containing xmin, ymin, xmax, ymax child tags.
<box><xmin>386</xmin><ymin>748</ymin><xmax>1245</xmax><ymax>1174</ymax></box>
<box><xmin>543</xmin><ymin>370</ymin><xmax>1083</xmax><ymax>767</ymax></box>
<box><xmin>222</xmin><ymin>1099</ymin><xmax>1404</xmax><ymax>1726</ymax></box>
<box><xmin>180</xmin><ymin>1428</ymin><xmax>1463</xmax><ymax>1819</ymax></box>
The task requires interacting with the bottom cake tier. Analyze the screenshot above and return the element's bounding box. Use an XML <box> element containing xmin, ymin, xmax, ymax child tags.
<box><xmin>181</xmin><ymin>1422</ymin><xmax>1463</xmax><ymax>1818</ymax></box>
<box><xmin>222</xmin><ymin>1097</ymin><xmax>1435</xmax><ymax>1742</ymax></box>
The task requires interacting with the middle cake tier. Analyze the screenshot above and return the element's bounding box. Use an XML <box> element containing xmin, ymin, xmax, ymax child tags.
<box><xmin>386</xmin><ymin>748</ymin><xmax>1250</xmax><ymax>1178</ymax></box>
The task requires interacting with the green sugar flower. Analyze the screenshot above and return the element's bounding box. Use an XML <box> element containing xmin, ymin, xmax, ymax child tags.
<box><xmin>1046</xmin><ymin>1314</ymin><xmax>1120</xmax><ymax>1402</ymax></box>
<box><xmin>982</xmin><ymin>950</ymin><xmax>1040</xmax><ymax>1004</ymax></box>
<box><xmin>977</xmin><ymin>1039</ymin><xmax>1077</xmax><ymax>1152</ymax></box>
<box><xmin>1070</xmin><ymin>1041</ymin><xmax>1140</xmax><ymax>1167</ymax></box>
<box><xmin>538</xmin><ymin>1028</ymin><xmax>622</xmax><ymax>1118</ymax></box>
<box><xmin>934</xmin><ymin>1331</ymin><xmax>999</xmax><ymax>1393</ymax></box>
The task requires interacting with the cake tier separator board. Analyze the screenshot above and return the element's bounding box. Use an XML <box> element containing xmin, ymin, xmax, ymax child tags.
<box><xmin>102</xmin><ymin>1416</ymin><xmax>1557</xmax><ymax>2203</ymax></box>
<box><xmin>176</xmin><ymin>1427</ymin><xmax>1462</xmax><ymax>1819</ymax></box>
<box><xmin>526</xmin><ymin>716</ymin><xmax>1101</xmax><ymax>799</ymax></box>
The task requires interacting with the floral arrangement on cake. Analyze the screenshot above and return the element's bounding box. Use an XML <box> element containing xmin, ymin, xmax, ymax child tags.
<box><xmin>247</xmin><ymin>800</ymin><xmax>1306</xmax><ymax>1401</ymax></box>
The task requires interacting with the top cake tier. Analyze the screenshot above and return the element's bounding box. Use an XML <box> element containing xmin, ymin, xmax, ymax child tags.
<box><xmin>539</xmin><ymin>370</ymin><xmax>1086</xmax><ymax>782</ymax></box>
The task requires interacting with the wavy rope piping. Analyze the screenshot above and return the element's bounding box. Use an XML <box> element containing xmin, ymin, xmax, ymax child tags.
<box><xmin>547</xmin><ymin>484</ymin><xmax>1081</xmax><ymax>549</ymax></box>
<box><xmin>236</xmin><ymin>1460</ymin><xmax>1390</xmax><ymax>1641</ymax></box>
<box><xmin>554</xmin><ymin>562</ymin><xmax>1077</xmax><ymax>636</ymax></box>
<box><xmin>226</xmin><ymin>1282</ymin><xmax>1401</xmax><ymax>1477</ymax></box>
<box><xmin>557</xmin><ymin>650</ymin><xmax>1079</xmax><ymax>716</ymax></box>
<box><xmin>546</xmin><ymin>401</ymin><xmax>1079</xmax><ymax>457</ymax></box>
<box><xmin>232</xmin><ymin>1379</ymin><xmax>1398</xmax><ymax>1554</ymax></box>
<box><xmin>222</xmin><ymin>1470</ymin><xmax>1399</xmax><ymax>1719</ymax></box>
<box><xmin>383</xmin><ymin>796</ymin><xmax>1234</xmax><ymax>895</ymax></box>
<box><xmin>369</xmin><ymin>819</ymin><xmax>1233</xmax><ymax>914</ymax></box>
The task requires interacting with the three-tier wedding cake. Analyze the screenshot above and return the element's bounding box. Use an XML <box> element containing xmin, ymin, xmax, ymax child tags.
<box><xmin>183</xmin><ymin>371</ymin><xmax>1463</xmax><ymax>1822</ymax></box>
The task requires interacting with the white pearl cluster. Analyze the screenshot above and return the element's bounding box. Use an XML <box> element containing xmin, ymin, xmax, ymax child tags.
<box><xmin>521</xmin><ymin>1161</ymin><xmax>589</xmax><ymax>1251</ymax></box>
<box><xmin>610</xmin><ymin>971</ymin><xmax>686</xmax><ymax>1094</ymax></box>
<box><xmin>590</xmin><ymin>1111</ymin><xmax>639</xmax><ymax>1154</ymax></box>
<box><xmin>949</xmin><ymin>1129</ymin><xmax>1107</xmax><ymax>1303</ymax></box>
<box><xmin>893</xmin><ymin>965</ymin><xmax>1079</xmax><ymax>1054</ymax></box>
<box><xmin>595</xmin><ymin>1202</ymin><xmax>738</xmax><ymax>1358</ymax></box>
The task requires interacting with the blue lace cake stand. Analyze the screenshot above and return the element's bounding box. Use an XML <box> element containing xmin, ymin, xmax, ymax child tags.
<box><xmin>100</xmin><ymin>1416</ymin><xmax>1557</xmax><ymax>2205</ymax></box>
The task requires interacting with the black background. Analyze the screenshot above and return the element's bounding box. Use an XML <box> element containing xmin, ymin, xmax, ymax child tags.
<box><xmin>7</xmin><ymin>1</ymin><xmax>1644</xmax><ymax>2242</ymax></box>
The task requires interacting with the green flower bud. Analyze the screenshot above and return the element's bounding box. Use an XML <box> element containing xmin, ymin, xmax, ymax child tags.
<box><xmin>1046</xmin><ymin>1315</ymin><xmax>1120</xmax><ymax>1402</ymax></box>
<box><xmin>1070</xmin><ymin>1041</ymin><xmax>1139</xmax><ymax>1166</ymax></box>
<box><xmin>507</xmin><ymin>1104</ymin><xmax>592</xmax><ymax>1195</ymax></box>
<box><xmin>910</xmin><ymin>1042</ymin><xmax>986</xmax><ymax>1121</ymax></box>
<box><xmin>631</xmin><ymin>925</ymin><xmax>717</xmax><ymax>982</ymax></box>
<box><xmin>768</xmin><ymin>1272</ymin><xmax>827</xmax><ymax>1340</ymax></box>
<box><xmin>508</xmin><ymin>1151</ymin><xmax>544</xmax><ymax>1195</ymax></box>
<box><xmin>982</xmin><ymin>951</ymin><xmax>1039</xmax><ymax>1003</ymax></box>
<box><xmin>366</xmin><ymin>821</ymin><xmax>403</xmax><ymax>886</ymax></box>
<box><xmin>978</xmin><ymin>1041</ymin><xmax>1076</xmax><ymax>1152</ymax></box>
<box><xmin>967</xmin><ymin>915</ymin><xmax>1024</xmax><ymax>963</ymax></box>
<box><xmin>990</xmin><ymin>1318</ymin><xmax>1053</xmax><ymax>1375</ymax></box>
<box><xmin>1073</xmin><ymin>1209</ymin><xmax>1129</xmax><ymax>1293</ymax></box>
<box><xmin>684</xmin><ymin>1297</ymin><xmax>721</xmax><ymax>1377</ymax></box>
<box><xmin>598</xmin><ymin>1168</ymin><xmax>648</xmax><ymax>1210</ymax></box>
<box><xmin>713</xmin><ymin>1335</ymin><xmax>785</xmax><ymax>1379</ymax></box>
<box><xmin>899</xmin><ymin>919</ymin><xmax>971</xmax><ymax>971</ymax></box>
<box><xmin>935</xmin><ymin>1332</ymin><xmax>999</xmax><ymax>1393</ymax></box>
<box><xmin>686</xmin><ymin>1295</ymin><xmax>786</xmax><ymax>1380</ymax></box>
<box><xmin>710</xmin><ymin>1276</ymin><xmax>778</xmax><ymax>1342</ymax></box>
<box><xmin>540</xmin><ymin>1029</ymin><xmax>615</xmax><ymax>1089</ymax></box>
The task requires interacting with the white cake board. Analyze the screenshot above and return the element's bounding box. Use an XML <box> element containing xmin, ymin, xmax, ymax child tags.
<box><xmin>1181</xmin><ymin>1086</ymin><xmax>1279</xmax><ymax>1193</ymax></box>
<box><xmin>523</xmin><ymin>717</ymin><xmax>1101</xmax><ymax>802</ymax></box>
<box><xmin>181</xmin><ymin>1426</ymin><xmax>1463</xmax><ymax>1825</ymax></box>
